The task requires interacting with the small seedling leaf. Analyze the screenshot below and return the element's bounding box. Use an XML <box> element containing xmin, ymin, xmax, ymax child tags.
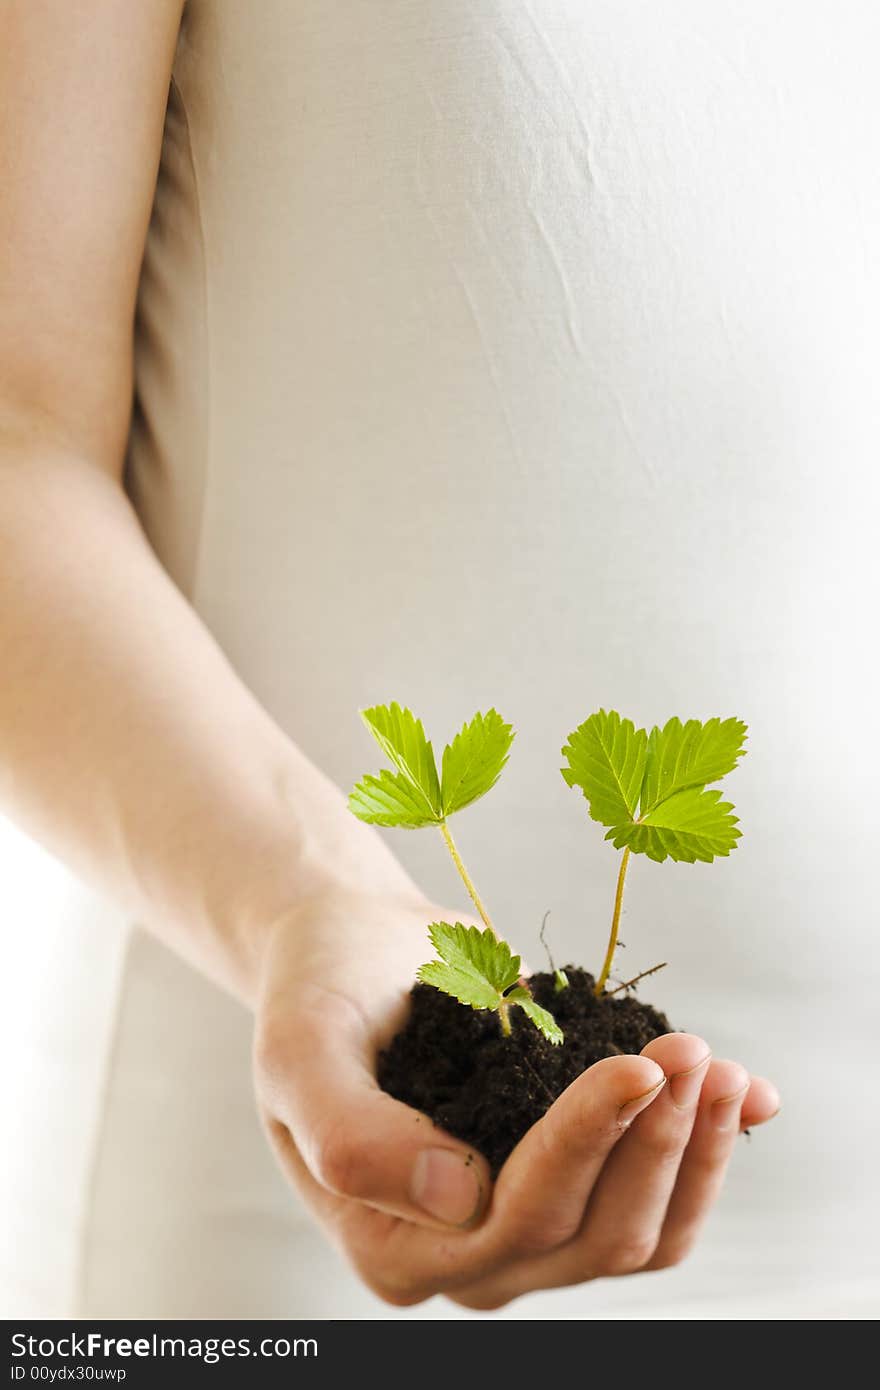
<box><xmin>505</xmin><ymin>987</ymin><xmax>565</xmax><ymax>1045</ymax></box>
<box><xmin>417</xmin><ymin>924</ymin><xmax>563</xmax><ymax>1042</ymax></box>
<box><xmin>424</xmin><ymin>921</ymin><xmax>521</xmax><ymax>993</ymax></box>
<box><xmin>561</xmin><ymin>709</ymin><xmax>648</xmax><ymax>827</ymax></box>
<box><xmin>440</xmin><ymin>709</ymin><xmax>514</xmax><ymax>817</ymax></box>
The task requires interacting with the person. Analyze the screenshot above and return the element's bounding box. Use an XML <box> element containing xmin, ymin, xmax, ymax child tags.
<box><xmin>3</xmin><ymin>0</ymin><xmax>875</xmax><ymax>1321</ymax></box>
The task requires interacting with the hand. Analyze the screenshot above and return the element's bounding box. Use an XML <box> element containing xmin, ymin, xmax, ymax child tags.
<box><xmin>252</xmin><ymin>888</ymin><xmax>779</xmax><ymax>1309</ymax></box>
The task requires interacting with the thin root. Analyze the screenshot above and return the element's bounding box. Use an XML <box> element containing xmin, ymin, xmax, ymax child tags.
<box><xmin>606</xmin><ymin>961</ymin><xmax>668</xmax><ymax>997</ymax></box>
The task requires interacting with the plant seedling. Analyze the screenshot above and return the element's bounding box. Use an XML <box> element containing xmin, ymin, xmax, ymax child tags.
<box><xmin>349</xmin><ymin>703</ymin><xmax>562</xmax><ymax>1043</ymax></box>
<box><xmin>561</xmin><ymin>709</ymin><xmax>748</xmax><ymax>996</ymax></box>
<box><xmin>539</xmin><ymin>911</ymin><xmax>569</xmax><ymax>992</ymax></box>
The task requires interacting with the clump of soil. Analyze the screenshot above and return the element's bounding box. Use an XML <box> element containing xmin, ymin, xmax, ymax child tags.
<box><xmin>378</xmin><ymin>967</ymin><xmax>672</xmax><ymax>1175</ymax></box>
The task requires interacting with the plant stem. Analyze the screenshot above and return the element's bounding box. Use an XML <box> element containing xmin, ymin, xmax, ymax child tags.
<box><xmin>594</xmin><ymin>846</ymin><xmax>631</xmax><ymax>997</ymax></box>
<box><xmin>439</xmin><ymin>819</ymin><xmax>496</xmax><ymax>934</ymax></box>
<box><xmin>498</xmin><ymin>999</ymin><xmax>512</xmax><ymax>1036</ymax></box>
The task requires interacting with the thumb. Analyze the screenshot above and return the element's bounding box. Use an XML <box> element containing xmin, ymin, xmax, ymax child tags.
<box><xmin>257</xmin><ymin>992</ymin><xmax>491</xmax><ymax>1231</ymax></box>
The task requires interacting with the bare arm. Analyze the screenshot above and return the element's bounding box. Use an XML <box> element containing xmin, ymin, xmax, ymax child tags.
<box><xmin>0</xmin><ymin>0</ymin><xmax>414</xmax><ymax>1006</ymax></box>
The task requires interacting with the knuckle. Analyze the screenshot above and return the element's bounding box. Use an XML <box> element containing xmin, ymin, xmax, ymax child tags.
<box><xmin>513</xmin><ymin>1217</ymin><xmax>577</xmax><ymax>1257</ymax></box>
<box><xmin>344</xmin><ymin>1232</ymin><xmax>442</xmax><ymax>1309</ymax></box>
<box><xmin>688</xmin><ymin>1143</ymin><xmax>728</xmax><ymax>1178</ymax></box>
<box><xmin>313</xmin><ymin>1126</ymin><xmax>362</xmax><ymax>1198</ymax></box>
<box><xmin>347</xmin><ymin>1250</ymin><xmax>433</xmax><ymax>1308</ymax></box>
<box><xmin>598</xmin><ymin>1235</ymin><xmax>658</xmax><ymax>1276</ymax></box>
<box><xmin>453</xmin><ymin>1289</ymin><xmax>512</xmax><ymax>1311</ymax></box>
<box><xmin>252</xmin><ymin>1017</ymin><xmax>289</xmax><ymax>1085</ymax></box>
<box><xmin>648</xmin><ymin>1230</ymin><xmax>698</xmax><ymax>1271</ymax></box>
<box><xmin>639</xmin><ymin>1128</ymin><xmax>689</xmax><ymax>1164</ymax></box>
<box><xmin>368</xmin><ymin>1268</ymin><xmax>435</xmax><ymax>1308</ymax></box>
<box><xmin>372</xmin><ymin>1281</ymin><xmax>430</xmax><ymax>1309</ymax></box>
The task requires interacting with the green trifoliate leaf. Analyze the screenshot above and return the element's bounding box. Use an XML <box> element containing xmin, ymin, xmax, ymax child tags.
<box><xmin>561</xmin><ymin>709</ymin><xmax>648</xmax><ymax>828</ymax></box>
<box><xmin>639</xmin><ymin>716</ymin><xmax>748</xmax><ymax>816</ymax></box>
<box><xmin>440</xmin><ymin>709</ymin><xmax>514</xmax><ymax>816</ymax></box>
<box><xmin>607</xmin><ymin>786</ymin><xmax>741</xmax><ymax>863</ymax></box>
<box><xmin>360</xmin><ymin>703</ymin><xmax>442</xmax><ymax>814</ymax></box>
<box><xmin>417</xmin><ymin>923</ymin><xmax>563</xmax><ymax>1043</ymax></box>
<box><xmin>348</xmin><ymin>771</ymin><xmax>440</xmax><ymax>829</ymax></box>
<box><xmin>504</xmin><ymin>987</ymin><xmax>564</xmax><ymax>1045</ymax></box>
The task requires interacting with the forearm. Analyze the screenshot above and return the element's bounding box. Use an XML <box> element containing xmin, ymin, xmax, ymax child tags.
<box><xmin>0</xmin><ymin>435</ymin><xmax>417</xmax><ymax>1005</ymax></box>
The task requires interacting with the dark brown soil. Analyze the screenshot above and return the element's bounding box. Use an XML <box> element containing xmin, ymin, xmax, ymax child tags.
<box><xmin>378</xmin><ymin>967</ymin><xmax>672</xmax><ymax>1175</ymax></box>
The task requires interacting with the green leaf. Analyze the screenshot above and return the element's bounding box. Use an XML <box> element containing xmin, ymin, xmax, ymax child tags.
<box><xmin>561</xmin><ymin>709</ymin><xmax>648</xmax><ymax>828</ymax></box>
<box><xmin>360</xmin><ymin>703</ymin><xmax>442</xmax><ymax>813</ymax></box>
<box><xmin>440</xmin><ymin>709</ymin><xmax>514</xmax><ymax>816</ymax></box>
<box><xmin>505</xmin><ymin>987</ymin><xmax>564</xmax><ymax>1045</ymax></box>
<box><xmin>348</xmin><ymin>706</ymin><xmax>442</xmax><ymax>822</ymax></box>
<box><xmin>419</xmin><ymin>922</ymin><xmax>521</xmax><ymax>998</ymax></box>
<box><xmin>640</xmin><ymin>716</ymin><xmax>748</xmax><ymax>816</ymax></box>
<box><xmin>417</xmin><ymin>924</ymin><xmax>563</xmax><ymax>1043</ymax></box>
<box><xmin>348</xmin><ymin>771</ymin><xmax>440</xmax><ymax>829</ymax></box>
<box><xmin>417</xmin><ymin>960</ymin><xmax>506</xmax><ymax>1011</ymax></box>
<box><xmin>607</xmin><ymin>786</ymin><xmax>742</xmax><ymax>863</ymax></box>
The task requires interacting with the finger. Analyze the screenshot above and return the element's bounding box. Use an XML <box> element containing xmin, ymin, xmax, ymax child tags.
<box><xmin>446</xmin><ymin>1034</ymin><xmax>711</xmax><ymax>1307</ymax></box>
<box><xmin>347</xmin><ymin>1064</ymin><xmax>779</xmax><ymax>1310</ymax></box>
<box><xmin>571</xmin><ymin>1033</ymin><xmax>712</xmax><ymax>1274</ymax></box>
<box><xmin>333</xmin><ymin>1050</ymin><xmax>668</xmax><ymax>1307</ymax></box>
<box><xmin>644</xmin><ymin>1057</ymin><xmax>751</xmax><ymax>1271</ymax></box>
<box><xmin>483</xmin><ymin>1053</ymin><xmax>667</xmax><ymax>1259</ymax></box>
<box><xmin>255</xmin><ymin>986</ymin><xmax>491</xmax><ymax>1232</ymax></box>
<box><xmin>740</xmin><ymin>1074</ymin><xmax>781</xmax><ymax>1130</ymax></box>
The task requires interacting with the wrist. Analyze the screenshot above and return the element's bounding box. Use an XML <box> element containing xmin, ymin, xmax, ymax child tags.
<box><xmin>223</xmin><ymin>782</ymin><xmax>423</xmax><ymax>1008</ymax></box>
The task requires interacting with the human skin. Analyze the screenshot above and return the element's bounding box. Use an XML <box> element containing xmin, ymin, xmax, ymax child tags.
<box><xmin>0</xmin><ymin>0</ymin><xmax>778</xmax><ymax>1310</ymax></box>
<box><xmin>255</xmin><ymin>892</ymin><xmax>777</xmax><ymax>1308</ymax></box>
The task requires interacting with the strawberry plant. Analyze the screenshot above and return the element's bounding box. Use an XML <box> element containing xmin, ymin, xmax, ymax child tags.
<box><xmin>350</xmin><ymin>701</ymin><xmax>748</xmax><ymax>1172</ymax></box>
<box><xmin>349</xmin><ymin>703</ymin><xmax>562</xmax><ymax>1043</ymax></box>
<box><xmin>561</xmin><ymin>710</ymin><xmax>748</xmax><ymax>994</ymax></box>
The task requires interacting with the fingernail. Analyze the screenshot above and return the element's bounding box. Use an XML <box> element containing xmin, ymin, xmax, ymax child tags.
<box><xmin>711</xmin><ymin>1084</ymin><xmax>750</xmax><ymax>1131</ymax></box>
<box><xmin>617</xmin><ymin>1077</ymin><xmax>667</xmax><ymax>1128</ymax></box>
<box><xmin>668</xmin><ymin>1053</ymin><xmax>712</xmax><ymax>1111</ymax></box>
<box><xmin>410</xmin><ymin>1148</ymin><xmax>484</xmax><ymax>1227</ymax></box>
